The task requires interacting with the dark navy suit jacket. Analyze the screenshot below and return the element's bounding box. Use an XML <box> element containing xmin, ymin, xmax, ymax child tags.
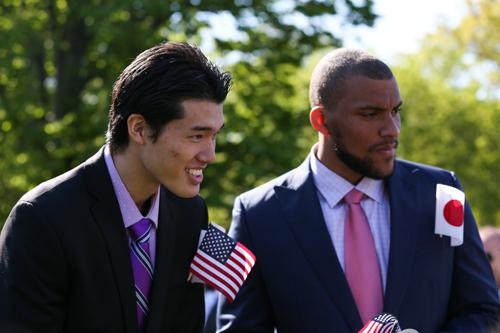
<box><xmin>217</xmin><ymin>156</ymin><xmax>499</xmax><ymax>333</ymax></box>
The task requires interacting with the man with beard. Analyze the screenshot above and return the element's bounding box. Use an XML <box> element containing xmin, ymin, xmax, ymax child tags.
<box><xmin>216</xmin><ymin>48</ymin><xmax>499</xmax><ymax>332</ymax></box>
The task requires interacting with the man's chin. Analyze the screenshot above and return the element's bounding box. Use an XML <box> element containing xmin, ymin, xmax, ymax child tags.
<box><xmin>165</xmin><ymin>184</ymin><xmax>200</xmax><ymax>198</ymax></box>
<box><xmin>336</xmin><ymin>148</ymin><xmax>396</xmax><ymax>180</ymax></box>
<box><xmin>373</xmin><ymin>162</ymin><xmax>396</xmax><ymax>180</ymax></box>
<box><xmin>362</xmin><ymin>157</ymin><xmax>395</xmax><ymax>180</ymax></box>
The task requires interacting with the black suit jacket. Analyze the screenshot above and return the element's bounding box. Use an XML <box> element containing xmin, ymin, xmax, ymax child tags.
<box><xmin>0</xmin><ymin>148</ymin><xmax>206</xmax><ymax>333</ymax></box>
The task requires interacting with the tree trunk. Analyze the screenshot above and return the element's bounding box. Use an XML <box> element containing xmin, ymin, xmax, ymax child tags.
<box><xmin>53</xmin><ymin>14</ymin><xmax>91</xmax><ymax>119</ymax></box>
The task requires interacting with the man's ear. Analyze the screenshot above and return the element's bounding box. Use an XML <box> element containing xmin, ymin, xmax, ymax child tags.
<box><xmin>309</xmin><ymin>106</ymin><xmax>330</xmax><ymax>136</ymax></box>
<box><xmin>127</xmin><ymin>114</ymin><xmax>148</xmax><ymax>145</ymax></box>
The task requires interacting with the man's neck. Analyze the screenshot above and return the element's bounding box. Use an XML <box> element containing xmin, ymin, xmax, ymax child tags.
<box><xmin>112</xmin><ymin>149</ymin><xmax>158</xmax><ymax>211</ymax></box>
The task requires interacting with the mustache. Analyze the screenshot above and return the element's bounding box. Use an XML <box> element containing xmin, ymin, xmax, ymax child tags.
<box><xmin>369</xmin><ymin>139</ymin><xmax>399</xmax><ymax>151</ymax></box>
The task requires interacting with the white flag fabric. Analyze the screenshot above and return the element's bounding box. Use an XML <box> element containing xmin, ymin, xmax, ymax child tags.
<box><xmin>434</xmin><ymin>184</ymin><xmax>465</xmax><ymax>247</ymax></box>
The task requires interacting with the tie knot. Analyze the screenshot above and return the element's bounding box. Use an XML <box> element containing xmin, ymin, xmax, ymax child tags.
<box><xmin>128</xmin><ymin>218</ymin><xmax>152</xmax><ymax>243</ymax></box>
<box><xmin>344</xmin><ymin>188</ymin><xmax>364</xmax><ymax>204</ymax></box>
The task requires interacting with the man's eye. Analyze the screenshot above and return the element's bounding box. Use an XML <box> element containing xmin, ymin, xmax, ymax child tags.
<box><xmin>191</xmin><ymin>135</ymin><xmax>204</xmax><ymax>141</ymax></box>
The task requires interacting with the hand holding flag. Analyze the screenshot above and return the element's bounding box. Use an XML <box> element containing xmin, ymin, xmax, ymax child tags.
<box><xmin>189</xmin><ymin>223</ymin><xmax>256</xmax><ymax>302</ymax></box>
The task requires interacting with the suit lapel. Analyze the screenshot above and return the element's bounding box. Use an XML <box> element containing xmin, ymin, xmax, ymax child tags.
<box><xmin>84</xmin><ymin>149</ymin><xmax>138</xmax><ymax>333</ymax></box>
<box><xmin>145</xmin><ymin>187</ymin><xmax>178</xmax><ymax>332</ymax></box>
<box><xmin>384</xmin><ymin>161</ymin><xmax>421</xmax><ymax>315</ymax></box>
<box><xmin>274</xmin><ymin>158</ymin><xmax>361</xmax><ymax>331</ymax></box>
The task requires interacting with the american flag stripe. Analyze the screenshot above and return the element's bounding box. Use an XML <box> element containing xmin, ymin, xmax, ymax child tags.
<box><xmin>366</xmin><ymin>322</ymin><xmax>381</xmax><ymax>333</ymax></box>
<box><xmin>222</xmin><ymin>251</ymin><xmax>246</xmax><ymax>277</ymax></box>
<box><xmin>233</xmin><ymin>244</ymin><xmax>256</xmax><ymax>264</ymax></box>
<box><xmin>229</xmin><ymin>246</ymin><xmax>255</xmax><ymax>273</ymax></box>
<box><xmin>227</xmin><ymin>251</ymin><xmax>252</xmax><ymax>279</ymax></box>
<box><xmin>225</xmin><ymin>256</ymin><xmax>248</xmax><ymax>280</ymax></box>
<box><xmin>235</xmin><ymin>242</ymin><xmax>256</xmax><ymax>263</ymax></box>
<box><xmin>225</xmin><ymin>261</ymin><xmax>246</xmax><ymax>281</ymax></box>
<box><xmin>190</xmin><ymin>254</ymin><xmax>241</xmax><ymax>292</ymax></box>
<box><xmin>189</xmin><ymin>263</ymin><xmax>236</xmax><ymax>300</ymax></box>
<box><xmin>379</xmin><ymin>313</ymin><xmax>392</xmax><ymax>322</ymax></box>
<box><xmin>371</xmin><ymin>323</ymin><xmax>382</xmax><ymax>333</ymax></box>
<box><xmin>192</xmin><ymin>267</ymin><xmax>235</xmax><ymax>300</ymax></box>
<box><xmin>194</xmin><ymin>249</ymin><xmax>244</xmax><ymax>285</ymax></box>
<box><xmin>231</xmin><ymin>246</ymin><xmax>255</xmax><ymax>274</ymax></box>
<box><xmin>358</xmin><ymin>313</ymin><xmax>400</xmax><ymax>333</ymax></box>
<box><xmin>189</xmin><ymin>257</ymin><xmax>239</xmax><ymax>293</ymax></box>
<box><xmin>360</xmin><ymin>320</ymin><xmax>377</xmax><ymax>333</ymax></box>
<box><xmin>380</xmin><ymin>326</ymin><xmax>392</xmax><ymax>333</ymax></box>
<box><xmin>195</xmin><ymin>246</ymin><xmax>245</xmax><ymax>286</ymax></box>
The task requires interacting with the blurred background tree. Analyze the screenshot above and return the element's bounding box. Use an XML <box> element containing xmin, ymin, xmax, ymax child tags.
<box><xmin>0</xmin><ymin>0</ymin><xmax>376</xmax><ymax>228</ymax></box>
<box><xmin>393</xmin><ymin>0</ymin><xmax>499</xmax><ymax>224</ymax></box>
<box><xmin>0</xmin><ymin>0</ymin><xmax>498</xmax><ymax>229</ymax></box>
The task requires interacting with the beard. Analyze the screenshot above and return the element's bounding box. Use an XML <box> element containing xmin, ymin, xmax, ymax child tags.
<box><xmin>333</xmin><ymin>130</ymin><xmax>397</xmax><ymax>180</ymax></box>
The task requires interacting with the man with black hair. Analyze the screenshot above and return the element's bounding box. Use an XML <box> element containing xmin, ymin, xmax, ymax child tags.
<box><xmin>0</xmin><ymin>42</ymin><xmax>231</xmax><ymax>333</ymax></box>
<box><xmin>217</xmin><ymin>48</ymin><xmax>499</xmax><ymax>333</ymax></box>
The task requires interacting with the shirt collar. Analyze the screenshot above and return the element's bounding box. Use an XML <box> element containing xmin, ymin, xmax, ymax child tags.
<box><xmin>104</xmin><ymin>145</ymin><xmax>160</xmax><ymax>229</ymax></box>
<box><xmin>309</xmin><ymin>143</ymin><xmax>385</xmax><ymax>208</ymax></box>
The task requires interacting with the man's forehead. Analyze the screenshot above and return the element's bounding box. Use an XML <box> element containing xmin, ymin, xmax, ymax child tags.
<box><xmin>345</xmin><ymin>77</ymin><xmax>401</xmax><ymax>104</ymax></box>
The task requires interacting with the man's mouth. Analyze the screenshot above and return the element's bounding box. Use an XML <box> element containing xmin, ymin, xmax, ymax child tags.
<box><xmin>371</xmin><ymin>140</ymin><xmax>399</xmax><ymax>152</ymax></box>
<box><xmin>186</xmin><ymin>168</ymin><xmax>203</xmax><ymax>176</ymax></box>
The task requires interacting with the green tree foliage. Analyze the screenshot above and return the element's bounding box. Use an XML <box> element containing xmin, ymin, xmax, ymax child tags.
<box><xmin>457</xmin><ymin>0</ymin><xmax>500</xmax><ymax>88</ymax></box>
<box><xmin>0</xmin><ymin>0</ymin><xmax>377</xmax><ymax>227</ymax></box>
<box><xmin>394</xmin><ymin>0</ymin><xmax>500</xmax><ymax>224</ymax></box>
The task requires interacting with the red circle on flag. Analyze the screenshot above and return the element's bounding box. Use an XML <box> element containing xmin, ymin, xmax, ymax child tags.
<box><xmin>443</xmin><ymin>200</ymin><xmax>464</xmax><ymax>227</ymax></box>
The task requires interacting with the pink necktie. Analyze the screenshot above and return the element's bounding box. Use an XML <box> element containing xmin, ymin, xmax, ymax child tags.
<box><xmin>344</xmin><ymin>189</ymin><xmax>383</xmax><ymax>324</ymax></box>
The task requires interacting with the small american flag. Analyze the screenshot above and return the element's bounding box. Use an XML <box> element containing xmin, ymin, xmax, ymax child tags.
<box><xmin>189</xmin><ymin>224</ymin><xmax>256</xmax><ymax>302</ymax></box>
<box><xmin>358</xmin><ymin>313</ymin><xmax>401</xmax><ymax>333</ymax></box>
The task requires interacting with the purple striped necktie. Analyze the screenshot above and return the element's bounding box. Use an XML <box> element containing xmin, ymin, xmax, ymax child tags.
<box><xmin>128</xmin><ymin>218</ymin><xmax>154</xmax><ymax>331</ymax></box>
<box><xmin>344</xmin><ymin>189</ymin><xmax>383</xmax><ymax>323</ymax></box>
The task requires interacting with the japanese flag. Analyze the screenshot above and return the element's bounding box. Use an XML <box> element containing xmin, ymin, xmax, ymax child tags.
<box><xmin>434</xmin><ymin>184</ymin><xmax>465</xmax><ymax>247</ymax></box>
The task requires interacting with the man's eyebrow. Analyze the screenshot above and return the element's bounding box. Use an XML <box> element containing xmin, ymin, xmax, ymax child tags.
<box><xmin>394</xmin><ymin>101</ymin><xmax>403</xmax><ymax>109</ymax></box>
<box><xmin>358</xmin><ymin>101</ymin><xmax>403</xmax><ymax>111</ymax></box>
<box><xmin>190</xmin><ymin>123</ymin><xmax>225</xmax><ymax>132</ymax></box>
<box><xmin>358</xmin><ymin>105</ymin><xmax>385</xmax><ymax>111</ymax></box>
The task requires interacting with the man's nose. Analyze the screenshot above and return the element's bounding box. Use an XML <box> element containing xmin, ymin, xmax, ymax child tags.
<box><xmin>198</xmin><ymin>139</ymin><xmax>216</xmax><ymax>164</ymax></box>
<box><xmin>380</xmin><ymin>114</ymin><xmax>400</xmax><ymax>138</ymax></box>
